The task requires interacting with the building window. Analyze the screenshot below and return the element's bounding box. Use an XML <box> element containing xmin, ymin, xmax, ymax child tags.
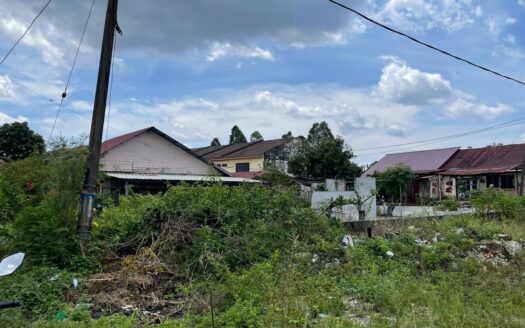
<box><xmin>236</xmin><ymin>163</ymin><xmax>250</xmax><ymax>172</ymax></box>
<box><xmin>500</xmin><ymin>175</ymin><xmax>515</xmax><ymax>189</ymax></box>
<box><xmin>486</xmin><ymin>175</ymin><xmax>498</xmax><ymax>187</ymax></box>
<box><xmin>221</xmin><ymin>164</ymin><xmax>228</xmax><ymax>167</ymax></box>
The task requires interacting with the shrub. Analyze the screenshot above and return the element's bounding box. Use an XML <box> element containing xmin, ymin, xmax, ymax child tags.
<box><xmin>470</xmin><ymin>188</ymin><xmax>524</xmax><ymax>219</ymax></box>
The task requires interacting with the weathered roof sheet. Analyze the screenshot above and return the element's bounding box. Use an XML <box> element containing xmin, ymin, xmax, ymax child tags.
<box><xmin>362</xmin><ymin>147</ymin><xmax>460</xmax><ymax>176</ymax></box>
<box><xmin>100</xmin><ymin>127</ymin><xmax>150</xmax><ymax>153</ymax></box>
<box><xmin>106</xmin><ymin>172</ymin><xmax>259</xmax><ymax>183</ymax></box>
<box><xmin>440</xmin><ymin>144</ymin><xmax>525</xmax><ymax>175</ymax></box>
<box><xmin>193</xmin><ymin>138</ymin><xmax>293</xmax><ymax>160</ymax></box>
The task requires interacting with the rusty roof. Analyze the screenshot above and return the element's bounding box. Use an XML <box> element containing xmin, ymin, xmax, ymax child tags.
<box><xmin>362</xmin><ymin>147</ymin><xmax>460</xmax><ymax>176</ymax></box>
<box><xmin>440</xmin><ymin>144</ymin><xmax>525</xmax><ymax>175</ymax></box>
<box><xmin>100</xmin><ymin>127</ymin><xmax>150</xmax><ymax>153</ymax></box>
<box><xmin>193</xmin><ymin>138</ymin><xmax>294</xmax><ymax>160</ymax></box>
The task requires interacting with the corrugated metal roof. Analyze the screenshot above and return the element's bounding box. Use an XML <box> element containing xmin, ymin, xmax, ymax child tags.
<box><xmin>440</xmin><ymin>144</ymin><xmax>525</xmax><ymax>175</ymax></box>
<box><xmin>193</xmin><ymin>138</ymin><xmax>294</xmax><ymax>160</ymax></box>
<box><xmin>106</xmin><ymin>172</ymin><xmax>259</xmax><ymax>183</ymax></box>
<box><xmin>363</xmin><ymin>147</ymin><xmax>460</xmax><ymax>176</ymax></box>
<box><xmin>101</xmin><ymin>127</ymin><xmax>150</xmax><ymax>154</ymax></box>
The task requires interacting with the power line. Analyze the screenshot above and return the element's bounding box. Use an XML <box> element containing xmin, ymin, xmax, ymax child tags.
<box><xmin>49</xmin><ymin>0</ymin><xmax>96</xmax><ymax>139</ymax></box>
<box><xmin>354</xmin><ymin>117</ymin><xmax>525</xmax><ymax>151</ymax></box>
<box><xmin>0</xmin><ymin>0</ymin><xmax>52</xmax><ymax>66</ymax></box>
<box><xmin>328</xmin><ymin>0</ymin><xmax>525</xmax><ymax>87</ymax></box>
<box><xmin>1</xmin><ymin>73</ymin><xmax>56</xmax><ymax>102</ymax></box>
<box><xmin>355</xmin><ymin>120</ymin><xmax>525</xmax><ymax>157</ymax></box>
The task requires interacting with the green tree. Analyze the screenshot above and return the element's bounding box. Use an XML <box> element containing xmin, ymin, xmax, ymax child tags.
<box><xmin>250</xmin><ymin>131</ymin><xmax>264</xmax><ymax>142</ymax></box>
<box><xmin>0</xmin><ymin>122</ymin><xmax>45</xmax><ymax>161</ymax></box>
<box><xmin>229</xmin><ymin>125</ymin><xmax>247</xmax><ymax>144</ymax></box>
<box><xmin>288</xmin><ymin>122</ymin><xmax>361</xmax><ymax>179</ymax></box>
<box><xmin>307</xmin><ymin>121</ymin><xmax>333</xmax><ymax>146</ymax></box>
<box><xmin>378</xmin><ymin>163</ymin><xmax>413</xmax><ymax>203</ymax></box>
<box><xmin>211</xmin><ymin>137</ymin><xmax>221</xmax><ymax>147</ymax></box>
<box><xmin>282</xmin><ymin>131</ymin><xmax>293</xmax><ymax>138</ymax></box>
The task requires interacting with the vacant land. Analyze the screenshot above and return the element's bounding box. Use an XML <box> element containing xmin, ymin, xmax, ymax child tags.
<box><xmin>1</xmin><ymin>183</ymin><xmax>524</xmax><ymax>327</ymax></box>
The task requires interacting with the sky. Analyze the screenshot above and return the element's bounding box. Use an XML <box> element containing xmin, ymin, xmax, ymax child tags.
<box><xmin>0</xmin><ymin>0</ymin><xmax>524</xmax><ymax>165</ymax></box>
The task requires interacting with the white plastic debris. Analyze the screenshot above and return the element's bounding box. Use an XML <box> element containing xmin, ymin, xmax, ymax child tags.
<box><xmin>386</xmin><ymin>251</ymin><xmax>394</xmax><ymax>257</ymax></box>
<box><xmin>73</xmin><ymin>277</ymin><xmax>79</xmax><ymax>289</ymax></box>
<box><xmin>341</xmin><ymin>234</ymin><xmax>354</xmax><ymax>248</ymax></box>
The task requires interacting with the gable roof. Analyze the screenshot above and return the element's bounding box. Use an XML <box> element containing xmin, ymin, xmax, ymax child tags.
<box><xmin>440</xmin><ymin>144</ymin><xmax>525</xmax><ymax>175</ymax></box>
<box><xmin>193</xmin><ymin>138</ymin><xmax>294</xmax><ymax>160</ymax></box>
<box><xmin>363</xmin><ymin>147</ymin><xmax>460</xmax><ymax>176</ymax></box>
<box><xmin>101</xmin><ymin>127</ymin><xmax>229</xmax><ymax>176</ymax></box>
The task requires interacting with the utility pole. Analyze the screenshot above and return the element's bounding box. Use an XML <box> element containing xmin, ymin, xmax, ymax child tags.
<box><xmin>78</xmin><ymin>0</ymin><xmax>120</xmax><ymax>253</ymax></box>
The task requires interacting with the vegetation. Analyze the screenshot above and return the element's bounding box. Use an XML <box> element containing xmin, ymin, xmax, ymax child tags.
<box><xmin>210</xmin><ymin>137</ymin><xmax>221</xmax><ymax>147</ymax></box>
<box><xmin>282</xmin><ymin>131</ymin><xmax>293</xmax><ymax>138</ymax></box>
<box><xmin>228</xmin><ymin>125</ymin><xmax>247</xmax><ymax>144</ymax></box>
<box><xmin>288</xmin><ymin>121</ymin><xmax>361</xmax><ymax>180</ymax></box>
<box><xmin>378</xmin><ymin>163</ymin><xmax>414</xmax><ymax>203</ymax></box>
<box><xmin>250</xmin><ymin>130</ymin><xmax>264</xmax><ymax>142</ymax></box>
<box><xmin>1</xmin><ymin>147</ymin><xmax>524</xmax><ymax>327</ymax></box>
<box><xmin>0</xmin><ymin>122</ymin><xmax>45</xmax><ymax>161</ymax></box>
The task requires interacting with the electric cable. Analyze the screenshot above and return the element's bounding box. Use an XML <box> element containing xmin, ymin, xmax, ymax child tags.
<box><xmin>328</xmin><ymin>0</ymin><xmax>525</xmax><ymax>87</ymax></box>
<box><xmin>354</xmin><ymin>117</ymin><xmax>525</xmax><ymax>151</ymax></box>
<box><xmin>0</xmin><ymin>0</ymin><xmax>52</xmax><ymax>66</ymax></box>
<box><xmin>49</xmin><ymin>0</ymin><xmax>96</xmax><ymax>139</ymax></box>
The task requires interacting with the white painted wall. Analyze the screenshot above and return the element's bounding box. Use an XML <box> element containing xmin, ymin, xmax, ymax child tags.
<box><xmin>311</xmin><ymin>177</ymin><xmax>376</xmax><ymax>222</ymax></box>
<box><xmin>100</xmin><ymin>131</ymin><xmax>214</xmax><ymax>175</ymax></box>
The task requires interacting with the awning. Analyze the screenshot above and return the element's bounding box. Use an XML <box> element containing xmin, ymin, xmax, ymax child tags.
<box><xmin>105</xmin><ymin>172</ymin><xmax>260</xmax><ymax>183</ymax></box>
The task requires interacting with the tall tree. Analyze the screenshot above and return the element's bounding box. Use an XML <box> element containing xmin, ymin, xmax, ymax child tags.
<box><xmin>210</xmin><ymin>137</ymin><xmax>221</xmax><ymax>147</ymax></box>
<box><xmin>282</xmin><ymin>131</ymin><xmax>293</xmax><ymax>138</ymax></box>
<box><xmin>378</xmin><ymin>164</ymin><xmax>413</xmax><ymax>203</ymax></box>
<box><xmin>288</xmin><ymin>121</ymin><xmax>361</xmax><ymax>179</ymax></box>
<box><xmin>0</xmin><ymin>122</ymin><xmax>45</xmax><ymax>161</ymax></box>
<box><xmin>229</xmin><ymin>125</ymin><xmax>247</xmax><ymax>144</ymax></box>
<box><xmin>307</xmin><ymin>121</ymin><xmax>333</xmax><ymax>146</ymax></box>
<box><xmin>250</xmin><ymin>131</ymin><xmax>264</xmax><ymax>142</ymax></box>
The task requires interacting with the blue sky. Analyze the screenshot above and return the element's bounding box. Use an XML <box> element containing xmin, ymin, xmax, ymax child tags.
<box><xmin>1</xmin><ymin>0</ymin><xmax>524</xmax><ymax>165</ymax></box>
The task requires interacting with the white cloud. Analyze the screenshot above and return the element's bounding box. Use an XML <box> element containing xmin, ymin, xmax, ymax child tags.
<box><xmin>518</xmin><ymin>0</ymin><xmax>525</xmax><ymax>7</ymax></box>
<box><xmin>374</xmin><ymin>59</ymin><xmax>453</xmax><ymax>105</ymax></box>
<box><xmin>444</xmin><ymin>99</ymin><xmax>514</xmax><ymax>120</ymax></box>
<box><xmin>0</xmin><ymin>75</ymin><xmax>14</xmax><ymax>100</ymax></box>
<box><xmin>379</xmin><ymin>0</ymin><xmax>478</xmax><ymax>32</ymax></box>
<box><xmin>70</xmin><ymin>100</ymin><xmax>92</xmax><ymax>111</ymax></box>
<box><xmin>0</xmin><ymin>112</ymin><xmax>27</xmax><ymax>125</ymax></box>
<box><xmin>485</xmin><ymin>15</ymin><xmax>517</xmax><ymax>37</ymax></box>
<box><xmin>206</xmin><ymin>43</ymin><xmax>274</xmax><ymax>62</ymax></box>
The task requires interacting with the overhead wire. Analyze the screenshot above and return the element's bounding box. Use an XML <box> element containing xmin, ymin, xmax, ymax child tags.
<box><xmin>1</xmin><ymin>73</ymin><xmax>56</xmax><ymax>102</ymax></box>
<box><xmin>328</xmin><ymin>0</ymin><xmax>525</xmax><ymax>87</ymax></box>
<box><xmin>0</xmin><ymin>0</ymin><xmax>52</xmax><ymax>66</ymax></box>
<box><xmin>355</xmin><ymin>120</ymin><xmax>525</xmax><ymax>157</ymax></box>
<box><xmin>354</xmin><ymin>117</ymin><xmax>525</xmax><ymax>151</ymax></box>
<box><xmin>49</xmin><ymin>0</ymin><xmax>96</xmax><ymax>140</ymax></box>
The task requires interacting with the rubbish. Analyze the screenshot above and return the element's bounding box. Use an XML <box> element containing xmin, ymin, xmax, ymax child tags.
<box><xmin>54</xmin><ymin>310</ymin><xmax>67</xmax><ymax>321</ymax></box>
<box><xmin>73</xmin><ymin>277</ymin><xmax>79</xmax><ymax>289</ymax></box>
<box><xmin>49</xmin><ymin>274</ymin><xmax>59</xmax><ymax>281</ymax></box>
<box><xmin>341</xmin><ymin>234</ymin><xmax>354</xmax><ymax>248</ymax></box>
<box><xmin>318</xmin><ymin>312</ymin><xmax>329</xmax><ymax>319</ymax></box>
<box><xmin>414</xmin><ymin>239</ymin><xmax>427</xmax><ymax>245</ymax></box>
<box><xmin>455</xmin><ymin>228</ymin><xmax>464</xmax><ymax>235</ymax></box>
<box><xmin>386</xmin><ymin>251</ymin><xmax>394</xmax><ymax>257</ymax></box>
<box><xmin>311</xmin><ymin>254</ymin><xmax>319</xmax><ymax>263</ymax></box>
<box><xmin>503</xmin><ymin>240</ymin><xmax>522</xmax><ymax>257</ymax></box>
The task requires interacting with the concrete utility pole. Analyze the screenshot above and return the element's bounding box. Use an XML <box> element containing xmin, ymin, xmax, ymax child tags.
<box><xmin>78</xmin><ymin>0</ymin><xmax>120</xmax><ymax>253</ymax></box>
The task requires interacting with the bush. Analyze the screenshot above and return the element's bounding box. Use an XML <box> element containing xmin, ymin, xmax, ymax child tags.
<box><xmin>437</xmin><ymin>198</ymin><xmax>460</xmax><ymax>211</ymax></box>
<box><xmin>12</xmin><ymin>206</ymin><xmax>77</xmax><ymax>267</ymax></box>
<box><xmin>470</xmin><ymin>188</ymin><xmax>524</xmax><ymax>219</ymax></box>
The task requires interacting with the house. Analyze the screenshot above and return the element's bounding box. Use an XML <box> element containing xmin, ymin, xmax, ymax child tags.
<box><xmin>440</xmin><ymin>144</ymin><xmax>525</xmax><ymax>198</ymax></box>
<box><xmin>193</xmin><ymin>138</ymin><xmax>301</xmax><ymax>179</ymax></box>
<box><xmin>363</xmin><ymin>143</ymin><xmax>525</xmax><ymax>201</ymax></box>
<box><xmin>362</xmin><ymin>147</ymin><xmax>460</xmax><ymax>202</ymax></box>
<box><xmin>99</xmin><ymin>127</ymin><xmax>257</xmax><ymax>194</ymax></box>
